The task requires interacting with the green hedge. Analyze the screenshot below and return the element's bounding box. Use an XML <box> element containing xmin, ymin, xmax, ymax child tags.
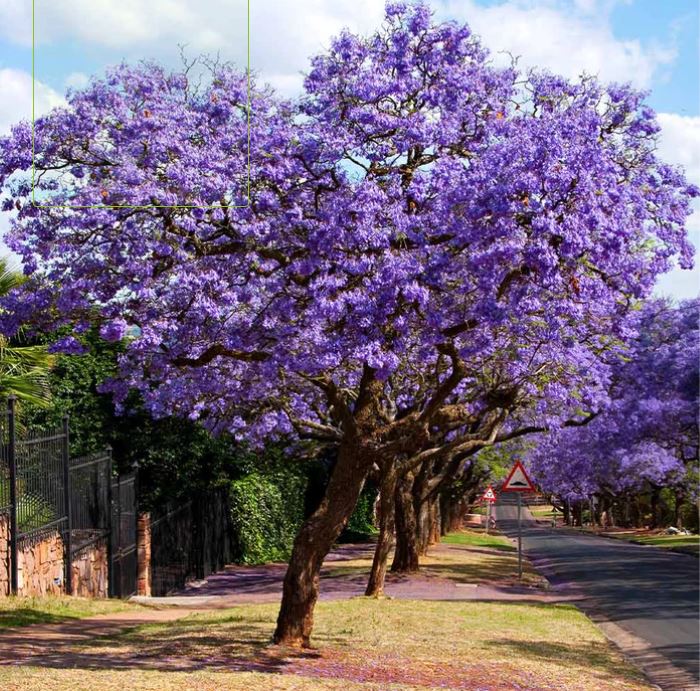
<box><xmin>229</xmin><ymin>464</ymin><xmax>309</xmax><ymax>564</ymax></box>
<box><xmin>342</xmin><ymin>483</ymin><xmax>378</xmax><ymax>540</ymax></box>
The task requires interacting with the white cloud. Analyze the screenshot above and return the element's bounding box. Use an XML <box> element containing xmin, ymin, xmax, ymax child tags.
<box><xmin>657</xmin><ymin>113</ymin><xmax>700</xmax><ymax>185</ymax></box>
<box><xmin>0</xmin><ymin>69</ymin><xmax>63</xmax><ymax>260</ymax></box>
<box><xmin>2</xmin><ymin>0</ymin><xmax>385</xmax><ymax>92</ymax></box>
<box><xmin>438</xmin><ymin>0</ymin><xmax>676</xmax><ymax>89</ymax></box>
<box><xmin>0</xmin><ymin>0</ymin><xmax>694</xmax><ymax>296</ymax></box>
<box><xmin>653</xmin><ymin>113</ymin><xmax>700</xmax><ymax>299</ymax></box>
<box><xmin>64</xmin><ymin>71</ymin><xmax>89</xmax><ymax>90</ymax></box>
<box><xmin>0</xmin><ymin>1</ymin><xmax>678</xmax><ymax>93</ymax></box>
<box><xmin>0</xmin><ymin>68</ymin><xmax>64</xmax><ymax>134</ymax></box>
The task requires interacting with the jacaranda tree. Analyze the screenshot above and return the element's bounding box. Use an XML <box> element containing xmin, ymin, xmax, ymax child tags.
<box><xmin>527</xmin><ymin>298</ymin><xmax>699</xmax><ymax>527</ymax></box>
<box><xmin>0</xmin><ymin>2</ymin><xmax>695</xmax><ymax>645</ymax></box>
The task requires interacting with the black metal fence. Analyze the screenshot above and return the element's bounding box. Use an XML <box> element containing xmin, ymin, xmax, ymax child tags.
<box><xmin>151</xmin><ymin>487</ymin><xmax>233</xmax><ymax>596</ymax></box>
<box><xmin>1</xmin><ymin>397</ymin><xmax>234</xmax><ymax>598</ymax></box>
<box><xmin>111</xmin><ymin>473</ymin><xmax>137</xmax><ymax>598</ymax></box>
<box><xmin>0</xmin><ymin>397</ymin><xmax>131</xmax><ymax>596</ymax></box>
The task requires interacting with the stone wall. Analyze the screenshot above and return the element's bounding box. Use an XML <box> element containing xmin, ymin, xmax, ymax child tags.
<box><xmin>17</xmin><ymin>531</ymin><xmax>65</xmax><ymax>597</ymax></box>
<box><xmin>0</xmin><ymin>521</ymin><xmax>110</xmax><ymax>599</ymax></box>
<box><xmin>71</xmin><ymin>538</ymin><xmax>108</xmax><ymax>598</ymax></box>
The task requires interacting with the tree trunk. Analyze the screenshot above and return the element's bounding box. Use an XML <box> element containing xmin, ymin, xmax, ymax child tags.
<box><xmin>440</xmin><ymin>495</ymin><xmax>463</xmax><ymax>535</ymax></box>
<box><xmin>572</xmin><ymin>501</ymin><xmax>582</xmax><ymax>527</ymax></box>
<box><xmin>674</xmin><ymin>489</ymin><xmax>684</xmax><ymax>529</ymax></box>
<box><xmin>365</xmin><ymin>466</ymin><xmax>398</xmax><ymax>597</ymax></box>
<box><xmin>416</xmin><ymin>496</ymin><xmax>433</xmax><ymax>556</ymax></box>
<box><xmin>429</xmin><ymin>498</ymin><xmax>441</xmax><ymax>546</ymax></box>
<box><xmin>650</xmin><ymin>485</ymin><xmax>661</xmax><ymax>529</ymax></box>
<box><xmin>631</xmin><ymin>495</ymin><xmax>641</xmax><ymax>528</ymax></box>
<box><xmin>391</xmin><ymin>473</ymin><xmax>420</xmax><ymax>573</ymax></box>
<box><xmin>273</xmin><ymin>442</ymin><xmax>372</xmax><ymax>647</ymax></box>
<box><xmin>562</xmin><ymin>499</ymin><xmax>571</xmax><ymax>526</ymax></box>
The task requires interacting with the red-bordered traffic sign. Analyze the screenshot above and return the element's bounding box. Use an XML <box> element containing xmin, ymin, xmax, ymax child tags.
<box><xmin>501</xmin><ymin>460</ymin><xmax>536</xmax><ymax>492</ymax></box>
<box><xmin>480</xmin><ymin>486</ymin><xmax>497</xmax><ymax>502</ymax></box>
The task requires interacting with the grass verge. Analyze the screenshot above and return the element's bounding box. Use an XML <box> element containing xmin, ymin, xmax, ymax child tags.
<box><xmin>0</xmin><ymin>595</ymin><xmax>143</xmax><ymax>629</ymax></box>
<box><xmin>605</xmin><ymin>530</ymin><xmax>699</xmax><ymax>556</ymax></box>
<box><xmin>323</xmin><ymin>528</ymin><xmax>545</xmax><ymax>588</ymax></box>
<box><xmin>0</xmin><ymin>599</ymin><xmax>652</xmax><ymax>690</ymax></box>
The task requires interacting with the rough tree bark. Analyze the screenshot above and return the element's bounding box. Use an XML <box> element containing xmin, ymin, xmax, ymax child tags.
<box><xmin>415</xmin><ymin>485</ymin><xmax>433</xmax><ymax>556</ymax></box>
<box><xmin>391</xmin><ymin>472</ymin><xmax>420</xmax><ymax>573</ymax></box>
<box><xmin>440</xmin><ymin>494</ymin><xmax>464</xmax><ymax>535</ymax></box>
<box><xmin>429</xmin><ymin>499</ymin><xmax>441</xmax><ymax>546</ymax></box>
<box><xmin>273</xmin><ymin>440</ymin><xmax>373</xmax><ymax>646</ymax></box>
<box><xmin>273</xmin><ymin>368</ymin><xmax>384</xmax><ymax>647</ymax></box>
<box><xmin>365</xmin><ymin>464</ymin><xmax>398</xmax><ymax>597</ymax></box>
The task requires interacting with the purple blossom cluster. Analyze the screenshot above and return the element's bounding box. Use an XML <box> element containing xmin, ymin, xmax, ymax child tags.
<box><xmin>527</xmin><ymin>299</ymin><xmax>699</xmax><ymax>500</ymax></box>
<box><xmin>0</xmin><ymin>0</ymin><xmax>694</xmax><ymax>457</ymax></box>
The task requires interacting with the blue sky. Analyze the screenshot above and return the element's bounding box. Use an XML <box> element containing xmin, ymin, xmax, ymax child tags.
<box><xmin>0</xmin><ymin>0</ymin><xmax>698</xmax><ymax>298</ymax></box>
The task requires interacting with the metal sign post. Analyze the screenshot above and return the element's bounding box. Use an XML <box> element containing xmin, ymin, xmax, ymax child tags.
<box><xmin>517</xmin><ymin>493</ymin><xmax>522</xmax><ymax>580</ymax></box>
<box><xmin>480</xmin><ymin>486</ymin><xmax>497</xmax><ymax>535</ymax></box>
<box><xmin>501</xmin><ymin>460</ymin><xmax>536</xmax><ymax>582</ymax></box>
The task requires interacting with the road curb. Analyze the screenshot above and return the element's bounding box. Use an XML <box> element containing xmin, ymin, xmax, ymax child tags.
<box><xmin>556</xmin><ymin>526</ymin><xmax>699</xmax><ymax>559</ymax></box>
<box><xmin>495</xmin><ymin>508</ymin><xmax>699</xmax><ymax>691</ymax></box>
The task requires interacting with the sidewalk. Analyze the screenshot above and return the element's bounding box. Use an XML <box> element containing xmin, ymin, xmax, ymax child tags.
<box><xmin>133</xmin><ymin>539</ymin><xmax>572</xmax><ymax>609</ymax></box>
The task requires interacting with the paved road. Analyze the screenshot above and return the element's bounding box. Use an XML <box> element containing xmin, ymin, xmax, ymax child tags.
<box><xmin>494</xmin><ymin>497</ymin><xmax>700</xmax><ymax>690</ymax></box>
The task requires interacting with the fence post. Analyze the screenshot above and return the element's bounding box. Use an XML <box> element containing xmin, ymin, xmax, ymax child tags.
<box><xmin>136</xmin><ymin>512</ymin><xmax>151</xmax><ymax>596</ymax></box>
<box><xmin>7</xmin><ymin>397</ymin><xmax>18</xmax><ymax>595</ymax></box>
<box><xmin>61</xmin><ymin>414</ymin><xmax>72</xmax><ymax>595</ymax></box>
<box><xmin>106</xmin><ymin>447</ymin><xmax>114</xmax><ymax>598</ymax></box>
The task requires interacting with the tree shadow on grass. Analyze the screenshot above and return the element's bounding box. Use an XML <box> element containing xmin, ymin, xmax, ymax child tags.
<box><xmin>443</xmin><ymin>542</ymin><xmax>517</xmax><ymax>554</ymax></box>
<box><xmin>0</xmin><ymin>612</ymin><xmax>331</xmax><ymax>675</ymax></box>
<box><xmin>421</xmin><ymin>554</ymin><xmax>542</xmax><ymax>586</ymax></box>
<box><xmin>0</xmin><ymin>608</ymin><xmax>74</xmax><ymax>629</ymax></box>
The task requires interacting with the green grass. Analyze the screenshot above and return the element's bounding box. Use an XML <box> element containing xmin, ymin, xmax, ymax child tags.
<box><xmin>0</xmin><ymin>599</ymin><xmax>652</xmax><ymax>690</ymax></box>
<box><xmin>441</xmin><ymin>528</ymin><xmax>515</xmax><ymax>552</ymax></box>
<box><xmin>0</xmin><ymin>533</ymin><xmax>651</xmax><ymax>689</ymax></box>
<box><xmin>323</xmin><ymin>529</ymin><xmax>546</xmax><ymax>589</ymax></box>
<box><xmin>528</xmin><ymin>504</ymin><xmax>556</xmax><ymax>519</ymax></box>
<box><xmin>621</xmin><ymin>532</ymin><xmax>699</xmax><ymax>556</ymax></box>
<box><xmin>0</xmin><ymin>595</ymin><xmax>142</xmax><ymax>629</ymax></box>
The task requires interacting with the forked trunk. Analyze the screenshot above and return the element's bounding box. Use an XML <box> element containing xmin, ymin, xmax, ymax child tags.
<box><xmin>391</xmin><ymin>473</ymin><xmax>420</xmax><ymax>573</ymax></box>
<box><xmin>273</xmin><ymin>441</ymin><xmax>372</xmax><ymax>647</ymax></box>
<box><xmin>365</xmin><ymin>466</ymin><xmax>398</xmax><ymax>597</ymax></box>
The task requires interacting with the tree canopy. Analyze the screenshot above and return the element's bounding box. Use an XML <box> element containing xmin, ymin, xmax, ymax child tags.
<box><xmin>0</xmin><ymin>1</ymin><xmax>696</xmax><ymax>646</ymax></box>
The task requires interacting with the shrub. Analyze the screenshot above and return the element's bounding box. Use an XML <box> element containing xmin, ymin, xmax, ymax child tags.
<box><xmin>229</xmin><ymin>462</ymin><xmax>308</xmax><ymax>564</ymax></box>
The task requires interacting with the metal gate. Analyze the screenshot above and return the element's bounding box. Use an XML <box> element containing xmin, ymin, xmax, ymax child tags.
<box><xmin>110</xmin><ymin>473</ymin><xmax>137</xmax><ymax>598</ymax></box>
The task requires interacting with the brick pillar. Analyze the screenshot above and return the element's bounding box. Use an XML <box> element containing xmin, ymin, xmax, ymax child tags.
<box><xmin>136</xmin><ymin>511</ymin><xmax>151</xmax><ymax>597</ymax></box>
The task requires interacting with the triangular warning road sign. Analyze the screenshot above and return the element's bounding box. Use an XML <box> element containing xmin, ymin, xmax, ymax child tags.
<box><xmin>481</xmin><ymin>486</ymin><xmax>497</xmax><ymax>502</ymax></box>
<box><xmin>501</xmin><ymin>460</ymin><xmax>536</xmax><ymax>492</ymax></box>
